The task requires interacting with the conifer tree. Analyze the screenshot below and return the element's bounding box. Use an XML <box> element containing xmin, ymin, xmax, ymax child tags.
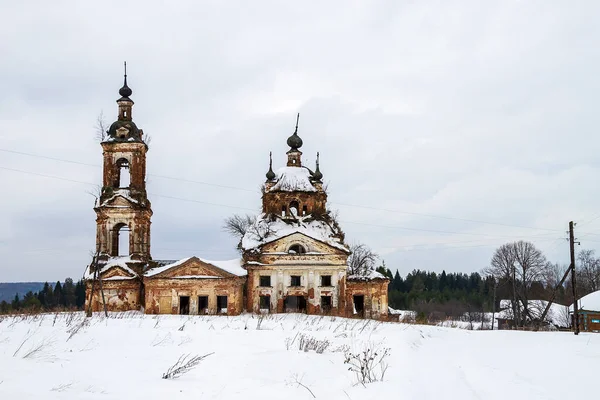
<box><xmin>63</xmin><ymin>278</ymin><xmax>76</xmax><ymax>307</ymax></box>
<box><xmin>11</xmin><ymin>294</ymin><xmax>20</xmax><ymax>310</ymax></box>
<box><xmin>54</xmin><ymin>281</ymin><xmax>64</xmax><ymax>308</ymax></box>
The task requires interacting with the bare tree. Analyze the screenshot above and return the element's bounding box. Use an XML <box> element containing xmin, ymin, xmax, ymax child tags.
<box><xmin>577</xmin><ymin>249</ymin><xmax>600</xmax><ymax>295</ymax></box>
<box><xmin>484</xmin><ymin>241</ymin><xmax>551</xmax><ymax>327</ymax></box>
<box><xmin>348</xmin><ymin>243</ymin><xmax>378</xmax><ymax>276</ymax></box>
<box><xmin>222</xmin><ymin>214</ymin><xmax>255</xmax><ymax>238</ymax></box>
<box><xmin>95</xmin><ymin>111</ymin><xmax>109</xmax><ymax>142</ymax></box>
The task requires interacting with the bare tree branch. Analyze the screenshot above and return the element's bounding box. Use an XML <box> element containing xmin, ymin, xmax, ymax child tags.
<box><xmin>95</xmin><ymin>111</ymin><xmax>109</xmax><ymax>143</ymax></box>
<box><xmin>222</xmin><ymin>214</ymin><xmax>256</xmax><ymax>238</ymax></box>
<box><xmin>347</xmin><ymin>243</ymin><xmax>378</xmax><ymax>276</ymax></box>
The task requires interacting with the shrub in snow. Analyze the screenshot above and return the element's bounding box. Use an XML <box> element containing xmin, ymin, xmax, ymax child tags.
<box><xmin>162</xmin><ymin>353</ymin><xmax>214</xmax><ymax>379</ymax></box>
<box><xmin>286</xmin><ymin>333</ymin><xmax>330</xmax><ymax>354</ymax></box>
<box><xmin>344</xmin><ymin>344</ymin><xmax>390</xmax><ymax>386</ymax></box>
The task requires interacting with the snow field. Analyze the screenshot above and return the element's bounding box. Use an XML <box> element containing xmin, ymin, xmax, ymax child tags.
<box><xmin>0</xmin><ymin>312</ymin><xmax>597</xmax><ymax>399</ymax></box>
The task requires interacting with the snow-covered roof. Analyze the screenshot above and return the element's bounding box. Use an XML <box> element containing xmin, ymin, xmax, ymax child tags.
<box><xmin>83</xmin><ymin>256</ymin><xmax>141</xmax><ymax>280</ymax></box>
<box><xmin>241</xmin><ymin>214</ymin><xmax>349</xmax><ymax>253</ymax></box>
<box><xmin>496</xmin><ymin>299</ymin><xmax>570</xmax><ymax>327</ymax></box>
<box><xmin>145</xmin><ymin>257</ymin><xmax>193</xmax><ymax>277</ymax></box>
<box><xmin>570</xmin><ymin>290</ymin><xmax>600</xmax><ymax>312</ymax></box>
<box><xmin>144</xmin><ymin>257</ymin><xmax>247</xmax><ymax>277</ymax></box>
<box><xmin>348</xmin><ymin>269</ymin><xmax>387</xmax><ymax>281</ymax></box>
<box><xmin>198</xmin><ymin>257</ymin><xmax>247</xmax><ymax>277</ymax></box>
<box><xmin>268</xmin><ymin>167</ymin><xmax>316</xmax><ymax>192</ymax></box>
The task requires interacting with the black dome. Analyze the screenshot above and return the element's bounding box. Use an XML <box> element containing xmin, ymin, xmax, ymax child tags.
<box><xmin>119</xmin><ymin>82</ymin><xmax>132</xmax><ymax>98</ymax></box>
<box><xmin>107</xmin><ymin>120</ymin><xmax>141</xmax><ymax>141</ymax></box>
<box><xmin>287</xmin><ymin>132</ymin><xmax>303</xmax><ymax>150</ymax></box>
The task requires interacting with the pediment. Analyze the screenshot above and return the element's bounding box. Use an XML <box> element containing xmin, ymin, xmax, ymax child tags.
<box><xmin>261</xmin><ymin>232</ymin><xmax>349</xmax><ymax>255</ymax></box>
<box><xmin>101</xmin><ymin>266</ymin><xmax>136</xmax><ymax>280</ymax></box>
<box><xmin>105</xmin><ymin>195</ymin><xmax>136</xmax><ymax>207</ymax></box>
<box><xmin>148</xmin><ymin>257</ymin><xmax>236</xmax><ymax>279</ymax></box>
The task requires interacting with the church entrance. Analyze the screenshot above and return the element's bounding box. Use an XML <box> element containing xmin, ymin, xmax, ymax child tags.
<box><xmin>284</xmin><ymin>296</ymin><xmax>306</xmax><ymax>313</ymax></box>
<box><xmin>179</xmin><ymin>296</ymin><xmax>190</xmax><ymax>315</ymax></box>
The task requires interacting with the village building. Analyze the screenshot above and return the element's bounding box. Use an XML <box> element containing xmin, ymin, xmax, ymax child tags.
<box><xmin>571</xmin><ymin>290</ymin><xmax>600</xmax><ymax>333</ymax></box>
<box><xmin>85</xmin><ymin>69</ymin><xmax>389</xmax><ymax>319</ymax></box>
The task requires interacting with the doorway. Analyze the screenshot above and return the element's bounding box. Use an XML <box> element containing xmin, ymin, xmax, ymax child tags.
<box><xmin>284</xmin><ymin>296</ymin><xmax>307</xmax><ymax>313</ymax></box>
<box><xmin>353</xmin><ymin>295</ymin><xmax>364</xmax><ymax>316</ymax></box>
<box><xmin>179</xmin><ymin>296</ymin><xmax>190</xmax><ymax>315</ymax></box>
<box><xmin>197</xmin><ymin>296</ymin><xmax>208</xmax><ymax>314</ymax></box>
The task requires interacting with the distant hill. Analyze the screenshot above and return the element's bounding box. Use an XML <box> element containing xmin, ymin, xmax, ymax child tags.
<box><xmin>0</xmin><ymin>282</ymin><xmax>45</xmax><ymax>302</ymax></box>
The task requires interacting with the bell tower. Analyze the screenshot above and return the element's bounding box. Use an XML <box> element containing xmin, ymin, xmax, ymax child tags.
<box><xmin>94</xmin><ymin>63</ymin><xmax>152</xmax><ymax>269</ymax></box>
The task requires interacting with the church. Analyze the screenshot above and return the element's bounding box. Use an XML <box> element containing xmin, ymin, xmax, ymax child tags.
<box><xmin>85</xmin><ymin>70</ymin><xmax>389</xmax><ymax>320</ymax></box>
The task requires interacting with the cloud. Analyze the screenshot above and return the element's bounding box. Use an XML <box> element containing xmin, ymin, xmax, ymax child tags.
<box><xmin>1</xmin><ymin>0</ymin><xmax>599</xmax><ymax>281</ymax></box>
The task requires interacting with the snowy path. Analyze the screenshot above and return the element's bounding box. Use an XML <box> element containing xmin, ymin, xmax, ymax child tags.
<box><xmin>0</xmin><ymin>312</ymin><xmax>596</xmax><ymax>399</ymax></box>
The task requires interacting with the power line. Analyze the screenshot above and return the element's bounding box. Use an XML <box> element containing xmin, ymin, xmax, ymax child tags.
<box><xmin>0</xmin><ymin>147</ymin><xmax>569</xmax><ymax>233</ymax></box>
<box><xmin>331</xmin><ymin>201</ymin><xmax>563</xmax><ymax>232</ymax></box>
<box><xmin>2</xmin><ymin>164</ymin><xmax>568</xmax><ymax>241</ymax></box>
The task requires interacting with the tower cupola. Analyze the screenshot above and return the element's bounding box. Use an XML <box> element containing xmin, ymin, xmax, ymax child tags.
<box><xmin>107</xmin><ymin>62</ymin><xmax>142</xmax><ymax>142</ymax></box>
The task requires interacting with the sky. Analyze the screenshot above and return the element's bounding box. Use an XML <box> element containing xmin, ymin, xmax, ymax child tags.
<box><xmin>1</xmin><ymin>0</ymin><xmax>600</xmax><ymax>282</ymax></box>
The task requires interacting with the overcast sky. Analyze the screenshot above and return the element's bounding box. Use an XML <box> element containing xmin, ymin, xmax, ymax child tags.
<box><xmin>1</xmin><ymin>1</ymin><xmax>600</xmax><ymax>282</ymax></box>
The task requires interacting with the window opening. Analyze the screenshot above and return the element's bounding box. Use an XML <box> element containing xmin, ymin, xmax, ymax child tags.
<box><xmin>321</xmin><ymin>275</ymin><xmax>332</xmax><ymax>287</ymax></box>
<box><xmin>111</xmin><ymin>223</ymin><xmax>130</xmax><ymax>256</ymax></box>
<box><xmin>290</xmin><ymin>275</ymin><xmax>301</xmax><ymax>287</ymax></box>
<box><xmin>288</xmin><ymin>244</ymin><xmax>306</xmax><ymax>254</ymax></box>
<box><xmin>289</xmin><ymin>201</ymin><xmax>299</xmax><ymax>217</ymax></box>
<box><xmin>302</xmin><ymin>205</ymin><xmax>307</xmax><ymax>216</ymax></box>
<box><xmin>281</xmin><ymin>205</ymin><xmax>287</xmax><ymax>217</ymax></box>
<box><xmin>259</xmin><ymin>276</ymin><xmax>271</xmax><ymax>287</ymax></box>
<box><xmin>116</xmin><ymin>158</ymin><xmax>130</xmax><ymax>188</ymax></box>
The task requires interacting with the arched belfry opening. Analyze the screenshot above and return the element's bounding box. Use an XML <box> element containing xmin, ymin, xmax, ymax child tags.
<box><xmin>111</xmin><ymin>223</ymin><xmax>131</xmax><ymax>257</ymax></box>
<box><xmin>289</xmin><ymin>201</ymin><xmax>299</xmax><ymax>217</ymax></box>
<box><xmin>116</xmin><ymin>158</ymin><xmax>130</xmax><ymax>188</ymax></box>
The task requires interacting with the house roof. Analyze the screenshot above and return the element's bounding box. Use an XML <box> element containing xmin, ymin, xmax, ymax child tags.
<box><xmin>347</xmin><ymin>270</ymin><xmax>388</xmax><ymax>281</ymax></box>
<box><xmin>570</xmin><ymin>290</ymin><xmax>600</xmax><ymax>312</ymax></box>
<box><xmin>83</xmin><ymin>256</ymin><xmax>141</xmax><ymax>280</ymax></box>
<box><xmin>496</xmin><ymin>299</ymin><xmax>570</xmax><ymax>327</ymax></box>
<box><xmin>144</xmin><ymin>256</ymin><xmax>247</xmax><ymax>278</ymax></box>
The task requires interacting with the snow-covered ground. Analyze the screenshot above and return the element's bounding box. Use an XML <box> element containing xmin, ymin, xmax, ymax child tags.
<box><xmin>0</xmin><ymin>312</ymin><xmax>597</xmax><ymax>399</ymax></box>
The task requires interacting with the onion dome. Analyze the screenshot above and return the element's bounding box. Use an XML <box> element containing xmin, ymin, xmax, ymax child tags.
<box><xmin>118</xmin><ymin>61</ymin><xmax>133</xmax><ymax>101</ymax></box>
<box><xmin>287</xmin><ymin>113</ymin><xmax>303</xmax><ymax>150</ymax></box>
<box><xmin>266</xmin><ymin>152</ymin><xmax>276</xmax><ymax>180</ymax></box>
<box><xmin>313</xmin><ymin>152</ymin><xmax>323</xmax><ymax>181</ymax></box>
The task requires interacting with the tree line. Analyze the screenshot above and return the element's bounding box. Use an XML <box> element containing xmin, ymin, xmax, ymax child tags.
<box><xmin>0</xmin><ymin>278</ymin><xmax>87</xmax><ymax>314</ymax></box>
<box><xmin>377</xmin><ymin>241</ymin><xmax>600</xmax><ymax>326</ymax></box>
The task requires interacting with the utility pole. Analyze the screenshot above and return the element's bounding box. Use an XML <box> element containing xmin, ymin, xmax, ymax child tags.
<box><xmin>569</xmin><ymin>221</ymin><xmax>579</xmax><ymax>335</ymax></box>
<box><xmin>491</xmin><ymin>278</ymin><xmax>497</xmax><ymax>331</ymax></box>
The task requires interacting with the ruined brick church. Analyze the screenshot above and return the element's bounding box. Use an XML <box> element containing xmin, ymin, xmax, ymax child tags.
<box><xmin>85</xmin><ymin>70</ymin><xmax>389</xmax><ymax>319</ymax></box>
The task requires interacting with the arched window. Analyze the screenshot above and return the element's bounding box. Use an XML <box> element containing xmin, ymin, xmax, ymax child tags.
<box><xmin>111</xmin><ymin>223</ymin><xmax>130</xmax><ymax>256</ymax></box>
<box><xmin>288</xmin><ymin>244</ymin><xmax>306</xmax><ymax>254</ymax></box>
<box><xmin>116</xmin><ymin>158</ymin><xmax>130</xmax><ymax>188</ymax></box>
<box><xmin>289</xmin><ymin>201</ymin><xmax>299</xmax><ymax>217</ymax></box>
